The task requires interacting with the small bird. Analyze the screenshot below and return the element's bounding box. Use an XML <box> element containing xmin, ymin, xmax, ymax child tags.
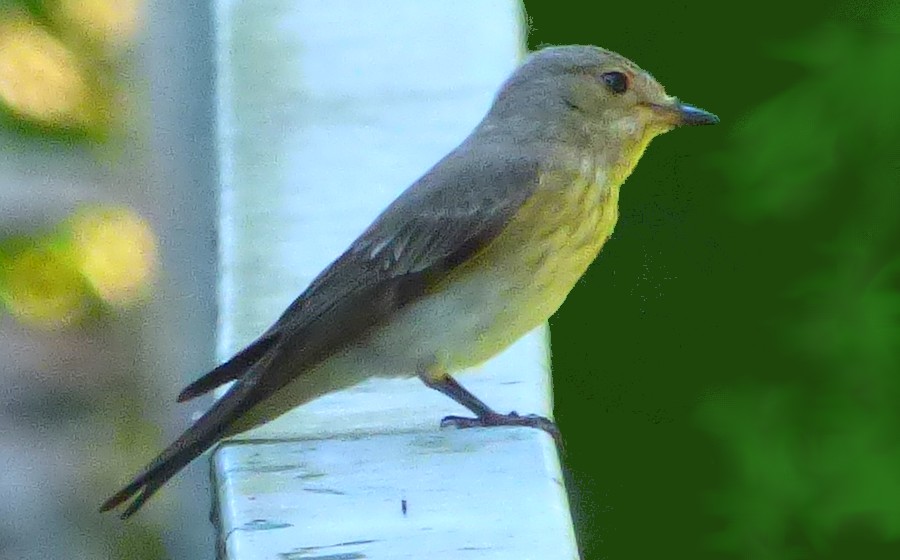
<box><xmin>101</xmin><ymin>45</ymin><xmax>718</xmax><ymax>518</ymax></box>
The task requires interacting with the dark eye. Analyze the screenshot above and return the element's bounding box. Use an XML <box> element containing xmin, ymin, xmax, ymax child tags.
<box><xmin>600</xmin><ymin>71</ymin><xmax>629</xmax><ymax>94</ymax></box>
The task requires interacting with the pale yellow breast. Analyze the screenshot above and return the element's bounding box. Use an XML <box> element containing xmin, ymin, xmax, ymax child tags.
<box><xmin>438</xmin><ymin>162</ymin><xmax>621</xmax><ymax>369</ymax></box>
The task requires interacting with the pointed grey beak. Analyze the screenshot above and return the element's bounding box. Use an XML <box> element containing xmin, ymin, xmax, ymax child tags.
<box><xmin>677</xmin><ymin>103</ymin><xmax>719</xmax><ymax>126</ymax></box>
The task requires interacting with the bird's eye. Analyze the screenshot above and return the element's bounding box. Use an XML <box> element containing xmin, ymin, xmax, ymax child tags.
<box><xmin>600</xmin><ymin>71</ymin><xmax>629</xmax><ymax>94</ymax></box>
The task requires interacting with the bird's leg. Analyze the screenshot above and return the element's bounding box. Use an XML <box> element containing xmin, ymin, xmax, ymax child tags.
<box><xmin>418</xmin><ymin>369</ymin><xmax>562</xmax><ymax>448</ymax></box>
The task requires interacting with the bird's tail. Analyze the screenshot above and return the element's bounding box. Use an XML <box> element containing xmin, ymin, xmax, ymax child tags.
<box><xmin>100</xmin><ymin>378</ymin><xmax>258</xmax><ymax>518</ymax></box>
<box><xmin>99</xmin><ymin>434</ymin><xmax>207</xmax><ymax>518</ymax></box>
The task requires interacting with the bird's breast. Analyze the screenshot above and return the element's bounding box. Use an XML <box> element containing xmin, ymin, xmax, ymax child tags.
<box><xmin>491</xmin><ymin>166</ymin><xmax>619</xmax><ymax>316</ymax></box>
<box><xmin>345</xmin><ymin>161</ymin><xmax>622</xmax><ymax>377</ymax></box>
<box><xmin>431</xmin><ymin>164</ymin><xmax>621</xmax><ymax>370</ymax></box>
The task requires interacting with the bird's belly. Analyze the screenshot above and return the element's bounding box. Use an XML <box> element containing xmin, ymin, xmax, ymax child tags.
<box><xmin>340</xmin><ymin>267</ymin><xmax>521</xmax><ymax>376</ymax></box>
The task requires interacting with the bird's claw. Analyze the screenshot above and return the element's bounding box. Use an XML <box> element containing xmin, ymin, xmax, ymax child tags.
<box><xmin>440</xmin><ymin>411</ymin><xmax>564</xmax><ymax>452</ymax></box>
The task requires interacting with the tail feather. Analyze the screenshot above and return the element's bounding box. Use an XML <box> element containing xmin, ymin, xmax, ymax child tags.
<box><xmin>101</xmin><ymin>377</ymin><xmax>261</xmax><ymax>518</ymax></box>
<box><xmin>99</xmin><ymin>419</ymin><xmax>220</xmax><ymax>518</ymax></box>
<box><xmin>100</xmin><ymin>452</ymin><xmax>191</xmax><ymax>518</ymax></box>
<box><xmin>177</xmin><ymin>333</ymin><xmax>277</xmax><ymax>402</ymax></box>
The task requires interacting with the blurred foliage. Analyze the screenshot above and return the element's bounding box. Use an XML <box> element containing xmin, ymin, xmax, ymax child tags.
<box><xmin>0</xmin><ymin>0</ymin><xmax>140</xmax><ymax>137</ymax></box>
<box><xmin>526</xmin><ymin>0</ymin><xmax>900</xmax><ymax>558</ymax></box>
<box><xmin>0</xmin><ymin>12</ymin><xmax>102</xmax><ymax>132</ymax></box>
<box><xmin>70</xmin><ymin>205</ymin><xmax>158</xmax><ymax>307</ymax></box>
<box><xmin>0</xmin><ymin>0</ymin><xmax>154</xmax><ymax>329</ymax></box>
<box><xmin>0</xmin><ymin>231</ymin><xmax>93</xmax><ymax>327</ymax></box>
<box><xmin>724</xmin><ymin>19</ymin><xmax>900</xmax><ymax>222</ymax></box>
<box><xmin>0</xmin><ymin>205</ymin><xmax>158</xmax><ymax>328</ymax></box>
<box><xmin>50</xmin><ymin>0</ymin><xmax>142</xmax><ymax>51</ymax></box>
<box><xmin>700</xmin><ymin>4</ymin><xmax>900</xmax><ymax>558</ymax></box>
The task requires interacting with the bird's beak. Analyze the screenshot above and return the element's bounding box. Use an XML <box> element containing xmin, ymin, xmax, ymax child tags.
<box><xmin>676</xmin><ymin>102</ymin><xmax>719</xmax><ymax>126</ymax></box>
<box><xmin>649</xmin><ymin>100</ymin><xmax>719</xmax><ymax>127</ymax></box>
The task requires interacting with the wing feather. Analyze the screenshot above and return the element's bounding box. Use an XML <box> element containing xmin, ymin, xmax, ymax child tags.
<box><xmin>261</xmin><ymin>140</ymin><xmax>542</xmax><ymax>390</ymax></box>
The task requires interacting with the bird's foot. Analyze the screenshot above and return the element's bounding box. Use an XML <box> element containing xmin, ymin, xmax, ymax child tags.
<box><xmin>440</xmin><ymin>411</ymin><xmax>563</xmax><ymax>451</ymax></box>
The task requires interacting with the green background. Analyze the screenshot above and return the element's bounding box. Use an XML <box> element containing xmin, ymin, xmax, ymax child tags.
<box><xmin>526</xmin><ymin>0</ymin><xmax>900</xmax><ymax>558</ymax></box>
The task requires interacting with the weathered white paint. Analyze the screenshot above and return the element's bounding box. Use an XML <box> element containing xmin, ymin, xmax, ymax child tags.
<box><xmin>215</xmin><ymin>429</ymin><xmax>578</xmax><ymax>560</ymax></box>
<box><xmin>213</xmin><ymin>1</ymin><xmax>579</xmax><ymax>558</ymax></box>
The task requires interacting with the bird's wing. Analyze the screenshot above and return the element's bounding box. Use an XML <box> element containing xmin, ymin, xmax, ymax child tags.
<box><xmin>101</xmin><ymin>141</ymin><xmax>543</xmax><ymax>517</ymax></box>
<box><xmin>260</xmin><ymin>141</ymin><xmax>542</xmax><ymax>387</ymax></box>
<box><xmin>181</xmin><ymin>140</ymin><xmax>543</xmax><ymax>399</ymax></box>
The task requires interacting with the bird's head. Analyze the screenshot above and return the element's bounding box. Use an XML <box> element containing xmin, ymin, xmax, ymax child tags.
<box><xmin>485</xmin><ymin>45</ymin><xmax>717</xmax><ymax>179</ymax></box>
